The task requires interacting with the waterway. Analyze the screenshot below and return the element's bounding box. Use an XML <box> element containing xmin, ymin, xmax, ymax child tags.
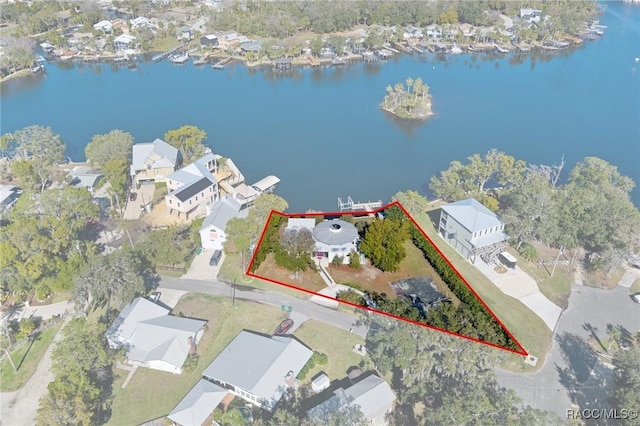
<box><xmin>1</xmin><ymin>2</ymin><xmax>639</xmax><ymax>211</ymax></box>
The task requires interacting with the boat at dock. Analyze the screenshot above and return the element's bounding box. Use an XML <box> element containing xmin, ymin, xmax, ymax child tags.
<box><xmin>467</xmin><ymin>45</ymin><xmax>476</xmax><ymax>52</ymax></box>
<box><xmin>494</xmin><ymin>44</ymin><xmax>510</xmax><ymax>54</ymax></box>
<box><xmin>451</xmin><ymin>43</ymin><xmax>462</xmax><ymax>55</ymax></box>
<box><xmin>170</xmin><ymin>54</ymin><xmax>189</xmax><ymax>64</ymax></box>
<box><xmin>331</xmin><ymin>57</ymin><xmax>346</xmax><ymax>66</ymax></box>
<box><xmin>193</xmin><ymin>58</ymin><xmax>207</xmax><ymax>66</ymax></box>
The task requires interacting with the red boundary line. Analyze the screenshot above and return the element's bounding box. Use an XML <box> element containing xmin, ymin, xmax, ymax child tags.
<box><xmin>246</xmin><ymin>202</ymin><xmax>528</xmax><ymax>356</ymax></box>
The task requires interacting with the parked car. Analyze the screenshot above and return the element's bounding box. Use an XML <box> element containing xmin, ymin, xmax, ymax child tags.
<box><xmin>274</xmin><ymin>319</ymin><xmax>294</xmax><ymax>336</ymax></box>
<box><xmin>129</xmin><ymin>192</ymin><xmax>137</xmax><ymax>201</ymax></box>
<box><xmin>209</xmin><ymin>249</ymin><xmax>222</xmax><ymax>266</ymax></box>
<box><xmin>631</xmin><ymin>293</ymin><xmax>640</xmax><ymax>304</ymax></box>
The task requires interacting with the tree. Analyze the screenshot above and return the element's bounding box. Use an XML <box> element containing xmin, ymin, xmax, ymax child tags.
<box><xmin>0</xmin><ymin>322</ymin><xmax>17</xmax><ymax>372</ymax></box>
<box><xmin>281</xmin><ymin>228</ymin><xmax>315</xmax><ymax>260</ymax></box>
<box><xmin>348</xmin><ymin>249</ymin><xmax>361</xmax><ymax>269</ymax></box>
<box><xmin>84</xmin><ymin>130</ymin><xmax>133</xmax><ymax>166</ymax></box>
<box><xmin>392</xmin><ymin>190</ymin><xmax>429</xmax><ymax>218</ymax></box>
<box><xmin>102</xmin><ymin>157</ymin><xmax>129</xmax><ymax>201</ymax></box>
<box><xmin>164</xmin><ymin>125</ymin><xmax>207</xmax><ymax>162</ymax></box>
<box><xmin>612</xmin><ymin>334</ymin><xmax>640</xmax><ymax>425</ymax></box>
<box><xmin>359</xmin><ymin>217</ymin><xmax>409</xmax><ymax>272</ymax></box>
<box><xmin>7</xmin><ymin>125</ymin><xmax>65</xmax><ymax>192</ymax></box>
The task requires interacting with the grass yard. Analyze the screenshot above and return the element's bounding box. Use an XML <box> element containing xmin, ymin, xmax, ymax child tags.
<box><xmin>413</xmin><ymin>210</ymin><xmax>552</xmax><ymax>372</ymax></box>
<box><xmin>508</xmin><ymin>248</ymin><xmax>573</xmax><ymax>309</ymax></box>
<box><xmin>631</xmin><ymin>278</ymin><xmax>640</xmax><ymax>294</ymax></box>
<box><xmin>253</xmin><ymin>253</ymin><xmax>327</xmax><ymax>293</ymax></box>
<box><xmin>0</xmin><ymin>322</ymin><xmax>62</xmax><ymax>391</ymax></box>
<box><xmin>328</xmin><ymin>240</ymin><xmax>459</xmax><ymax>305</ymax></box>
<box><xmin>293</xmin><ymin>320</ymin><xmax>374</xmax><ymax>383</ymax></box>
<box><xmin>107</xmin><ymin>295</ymin><xmax>284</xmax><ymax>425</ymax></box>
<box><xmin>584</xmin><ymin>267</ymin><xmax>625</xmax><ymax>289</ymax></box>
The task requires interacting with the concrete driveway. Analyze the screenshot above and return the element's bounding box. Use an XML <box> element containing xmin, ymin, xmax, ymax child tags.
<box><xmin>181</xmin><ymin>248</ymin><xmax>225</xmax><ymax>281</ymax></box>
<box><xmin>475</xmin><ymin>260</ymin><xmax>562</xmax><ymax>330</ymax></box>
<box><xmin>496</xmin><ymin>285</ymin><xmax>640</xmax><ymax>418</ymax></box>
<box><xmin>123</xmin><ymin>182</ymin><xmax>155</xmax><ymax>220</ymax></box>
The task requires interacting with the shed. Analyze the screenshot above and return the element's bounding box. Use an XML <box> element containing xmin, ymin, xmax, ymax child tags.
<box><xmin>311</xmin><ymin>373</ymin><xmax>330</xmax><ymax>393</ymax></box>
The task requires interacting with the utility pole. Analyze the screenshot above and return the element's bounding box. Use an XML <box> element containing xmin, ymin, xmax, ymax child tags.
<box><xmin>551</xmin><ymin>245</ymin><xmax>564</xmax><ymax>277</ymax></box>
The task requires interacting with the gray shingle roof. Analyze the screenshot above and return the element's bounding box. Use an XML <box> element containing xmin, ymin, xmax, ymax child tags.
<box><xmin>202</xmin><ymin>331</ymin><xmax>312</xmax><ymax>408</ymax></box>
<box><xmin>201</xmin><ymin>196</ymin><xmax>247</xmax><ymax>231</ymax></box>
<box><xmin>441</xmin><ymin>198</ymin><xmax>504</xmax><ymax>233</ymax></box>
<box><xmin>131</xmin><ymin>138</ymin><xmax>179</xmax><ymax>173</ymax></box>
<box><xmin>168</xmin><ymin>379</ymin><xmax>228</xmax><ymax>426</ymax></box>
<box><xmin>313</xmin><ymin>219</ymin><xmax>359</xmax><ymax>246</ymax></box>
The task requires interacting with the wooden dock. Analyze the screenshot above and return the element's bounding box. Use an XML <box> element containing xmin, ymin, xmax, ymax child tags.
<box><xmin>152</xmin><ymin>43</ymin><xmax>187</xmax><ymax>63</ymax></box>
<box><xmin>212</xmin><ymin>57</ymin><xmax>232</xmax><ymax>69</ymax></box>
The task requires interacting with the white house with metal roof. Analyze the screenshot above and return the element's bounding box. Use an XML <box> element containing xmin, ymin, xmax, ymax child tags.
<box><xmin>165</xmin><ymin>153</ymin><xmax>220</xmax><ymax>219</ymax></box>
<box><xmin>199</xmin><ymin>195</ymin><xmax>249</xmax><ymax>250</ymax></box>
<box><xmin>130</xmin><ymin>138</ymin><xmax>179</xmax><ymax>185</ymax></box>
<box><xmin>438</xmin><ymin>198</ymin><xmax>509</xmax><ymax>263</ymax></box>
<box><xmin>202</xmin><ymin>330</ymin><xmax>313</xmax><ymax>410</ymax></box>
<box><xmin>306</xmin><ymin>374</ymin><xmax>396</xmax><ymax>425</ymax></box>
<box><xmin>106</xmin><ymin>297</ymin><xmax>207</xmax><ymax>374</ymax></box>
<box><xmin>312</xmin><ymin>219</ymin><xmax>360</xmax><ymax>264</ymax></box>
<box><xmin>167</xmin><ymin>379</ymin><xmax>229</xmax><ymax>426</ymax></box>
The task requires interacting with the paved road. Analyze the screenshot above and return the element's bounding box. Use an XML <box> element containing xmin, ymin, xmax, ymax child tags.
<box><xmin>158</xmin><ymin>276</ymin><xmax>369</xmax><ymax>337</ymax></box>
<box><xmin>0</xmin><ymin>316</ymin><xmax>72</xmax><ymax>426</ymax></box>
<box><xmin>496</xmin><ymin>285</ymin><xmax>640</xmax><ymax>418</ymax></box>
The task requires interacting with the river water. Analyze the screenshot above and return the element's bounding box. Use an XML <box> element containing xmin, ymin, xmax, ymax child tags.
<box><xmin>2</xmin><ymin>2</ymin><xmax>639</xmax><ymax>211</ymax></box>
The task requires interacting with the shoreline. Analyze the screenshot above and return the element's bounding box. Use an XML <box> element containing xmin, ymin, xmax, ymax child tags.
<box><xmin>381</xmin><ymin>105</ymin><xmax>434</xmax><ymax>121</ymax></box>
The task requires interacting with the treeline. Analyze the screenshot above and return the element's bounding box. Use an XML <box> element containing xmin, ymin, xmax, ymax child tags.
<box><xmin>208</xmin><ymin>0</ymin><xmax>596</xmax><ymax>39</ymax></box>
<box><xmin>429</xmin><ymin>150</ymin><xmax>640</xmax><ymax>276</ymax></box>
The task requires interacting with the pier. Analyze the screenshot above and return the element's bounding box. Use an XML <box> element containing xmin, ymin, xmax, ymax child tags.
<box><xmin>152</xmin><ymin>43</ymin><xmax>187</xmax><ymax>63</ymax></box>
<box><xmin>337</xmin><ymin>196</ymin><xmax>383</xmax><ymax>212</ymax></box>
<box><xmin>212</xmin><ymin>57</ymin><xmax>233</xmax><ymax>69</ymax></box>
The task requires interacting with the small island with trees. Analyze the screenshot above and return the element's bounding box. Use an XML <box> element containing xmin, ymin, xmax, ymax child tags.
<box><xmin>381</xmin><ymin>77</ymin><xmax>433</xmax><ymax>120</ymax></box>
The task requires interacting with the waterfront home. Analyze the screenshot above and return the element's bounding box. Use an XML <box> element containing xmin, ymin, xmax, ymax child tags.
<box><xmin>312</xmin><ymin>219</ymin><xmax>359</xmax><ymax>264</ymax></box>
<box><xmin>168</xmin><ymin>379</ymin><xmax>229</xmax><ymax>426</ymax></box>
<box><xmin>520</xmin><ymin>8</ymin><xmax>543</xmax><ymax>23</ymax></box>
<box><xmin>114</xmin><ymin>34</ymin><xmax>136</xmax><ymax>51</ymax></box>
<box><xmin>200</xmin><ymin>34</ymin><xmax>218</xmax><ymax>48</ymax></box>
<box><xmin>438</xmin><ymin>198</ymin><xmax>509</xmax><ymax>263</ymax></box>
<box><xmin>214</xmin><ymin>31</ymin><xmax>239</xmax><ymax>50</ymax></box>
<box><xmin>53</xmin><ymin>10</ymin><xmax>72</xmax><ymax>25</ymax></box>
<box><xmin>241</xmin><ymin>40</ymin><xmax>263</xmax><ymax>54</ymax></box>
<box><xmin>130</xmin><ymin>16</ymin><xmax>154</xmax><ymax>31</ymax></box>
<box><xmin>202</xmin><ymin>330</ymin><xmax>313</xmax><ymax>410</ymax></box>
<box><xmin>0</xmin><ymin>184</ymin><xmax>20</xmax><ymax>210</ymax></box>
<box><xmin>93</xmin><ymin>20</ymin><xmax>113</xmax><ymax>33</ymax></box>
<box><xmin>403</xmin><ymin>25</ymin><xmax>423</xmax><ymax>40</ymax></box>
<box><xmin>178</xmin><ymin>26</ymin><xmax>193</xmax><ymax>41</ymax></box>
<box><xmin>106</xmin><ymin>297</ymin><xmax>207</xmax><ymax>374</ymax></box>
<box><xmin>165</xmin><ymin>153</ymin><xmax>220</xmax><ymax>220</ymax></box>
<box><xmin>426</xmin><ymin>24</ymin><xmax>443</xmax><ymax>39</ymax></box>
<box><xmin>67</xmin><ymin>165</ymin><xmax>102</xmax><ymax>193</ymax></box>
<box><xmin>199</xmin><ymin>195</ymin><xmax>248</xmax><ymax>250</ymax></box>
<box><xmin>306</xmin><ymin>373</ymin><xmax>396</xmax><ymax>426</ymax></box>
<box><xmin>130</xmin><ymin>138</ymin><xmax>179</xmax><ymax>185</ymax></box>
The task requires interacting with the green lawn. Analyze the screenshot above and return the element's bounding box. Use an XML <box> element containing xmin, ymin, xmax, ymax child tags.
<box><xmin>0</xmin><ymin>322</ymin><xmax>62</xmax><ymax>391</ymax></box>
<box><xmin>293</xmin><ymin>320</ymin><xmax>374</xmax><ymax>383</ymax></box>
<box><xmin>631</xmin><ymin>278</ymin><xmax>640</xmax><ymax>294</ymax></box>
<box><xmin>107</xmin><ymin>295</ymin><xmax>289</xmax><ymax>425</ymax></box>
<box><xmin>413</xmin><ymin>211</ymin><xmax>552</xmax><ymax>372</ymax></box>
<box><xmin>507</xmin><ymin>248</ymin><xmax>573</xmax><ymax>309</ymax></box>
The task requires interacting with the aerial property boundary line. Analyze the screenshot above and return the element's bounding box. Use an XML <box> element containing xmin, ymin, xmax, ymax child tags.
<box><xmin>246</xmin><ymin>201</ymin><xmax>527</xmax><ymax>356</ymax></box>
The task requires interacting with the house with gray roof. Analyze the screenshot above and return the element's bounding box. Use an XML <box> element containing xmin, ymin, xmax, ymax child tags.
<box><xmin>0</xmin><ymin>184</ymin><xmax>20</xmax><ymax>210</ymax></box>
<box><xmin>106</xmin><ymin>297</ymin><xmax>207</xmax><ymax>374</ymax></box>
<box><xmin>438</xmin><ymin>198</ymin><xmax>509</xmax><ymax>263</ymax></box>
<box><xmin>199</xmin><ymin>195</ymin><xmax>248</xmax><ymax>250</ymax></box>
<box><xmin>130</xmin><ymin>138</ymin><xmax>179</xmax><ymax>185</ymax></box>
<box><xmin>165</xmin><ymin>153</ymin><xmax>220</xmax><ymax>220</ymax></box>
<box><xmin>202</xmin><ymin>330</ymin><xmax>313</xmax><ymax>410</ymax></box>
<box><xmin>167</xmin><ymin>379</ymin><xmax>229</xmax><ymax>426</ymax></box>
<box><xmin>306</xmin><ymin>373</ymin><xmax>396</xmax><ymax>425</ymax></box>
<box><xmin>312</xmin><ymin>219</ymin><xmax>360</xmax><ymax>264</ymax></box>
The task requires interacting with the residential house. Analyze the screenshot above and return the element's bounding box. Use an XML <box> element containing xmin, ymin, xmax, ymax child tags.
<box><xmin>202</xmin><ymin>330</ymin><xmax>313</xmax><ymax>410</ymax></box>
<box><xmin>168</xmin><ymin>379</ymin><xmax>229</xmax><ymax>426</ymax></box>
<box><xmin>200</xmin><ymin>34</ymin><xmax>218</xmax><ymax>48</ymax></box>
<box><xmin>240</xmin><ymin>40</ymin><xmax>263</xmax><ymax>54</ymax></box>
<box><xmin>199</xmin><ymin>195</ymin><xmax>248</xmax><ymax>250</ymax></box>
<box><xmin>114</xmin><ymin>34</ymin><xmax>136</xmax><ymax>51</ymax></box>
<box><xmin>520</xmin><ymin>8</ymin><xmax>543</xmax><ymax>23</ymax></box>
<box><xmin>178</xmin><ymin>26</ymin><xmax>193</xmax><ymax>41</ymax></box>
<box><xmin>425</xmin><ymin>24</ymin><xmax>442</xmax><ymax>39</ymax></box>
<box><xmin>403</xmin><ymin>25</ymin><xmax>423</xmax><ymax>40</ymax></box>
<box><xmin>93</xmin><ymin>20</ymin><xmax>113</xmax><ymax>33</ymax></box>
<box><xmin>312</xmin><ymin>219</ymin><xmax>359</xmax><ymax>264</ymax></box>
<box><xmin>438</xmin><ymin>198</ymin><xmax>509</xmax><ymax>263</ymax></box>
<box><xmin>67</xmin><ymin>165</ymin><xmax>102</xmax><ymax>193</ymax></box>
<box><xmin>165</xmin><ymin>153</ymin><xmax>221</xmax><ymax>219</ymax></box>
<box><xmin>0</xmin><ymin>184</ymin><xmax>20</xmax><ymax>210</ymax></box>
<box><xmin>130</xmin><ymin>138</ymin><xmax>179</xmax><ymax>185</ymax></box>
<box><xmin>106</xmin><ymin>297</ymin><xmax>207</xmax><ymax>374</ymax></box>
<box><xmin>130</xmin><ymin>16</ymin><xmax>154</xmax><ymax>30</ymax></box>
<box><xmin>214</xmin><ymin>31</ymin><xmax>238</xmax><ymax>50</ymax></box>
<box><xmin>306</xmin><ymin>374</ymin><xmax>396</xmax><ymax>426</ymax></box>
<box><xmin>53</xmin><ymin>10</ymin><xmax>72</xmax><ymax>25</ymax></box>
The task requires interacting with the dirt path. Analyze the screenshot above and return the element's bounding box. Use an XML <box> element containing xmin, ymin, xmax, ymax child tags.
<box><xmin>0</xmin><ymin>316</ymin><xmax>71</xmax><ymax>426</ymax></box>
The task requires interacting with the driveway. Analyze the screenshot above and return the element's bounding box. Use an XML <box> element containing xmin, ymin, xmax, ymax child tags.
<box><xmin>181</xmin><ymin>249</ymin><xmax>224</xmax><ymax>281</ymax></box>
<box><xmin>496</xmin><ymin>285</ymin><xmax>640</xmax><ymax>418</ymax></box>
<box><xmin>617</xmin><ymin>266</ymin><xmax>640</xmax><ymax>288</ymax></box>
<box><xmin>475</xmin><ymin>260</ymin><xmax>562</xmax><ymax>330</ymax></box>
<box><xmin>123</xmin><ymin>182</ymin><xmax>155</xmax><ymax>220</ymax></box>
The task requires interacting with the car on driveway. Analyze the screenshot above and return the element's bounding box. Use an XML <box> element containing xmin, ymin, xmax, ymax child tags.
<box><xmin>129</xmin><ymin>192</ymin><xmax>137</xmax><ymax>201</ymax></box>
<box><xmin>274</xmin><ymin>319</ymin><xmax>294</xmax><ymax>336</ymax></box>
<box><xmin>631</xmin><ymin>293</ymin><xmax>640</xmax><ymax>304</ymax></box>
<box><xmin>209</xmin><ymin>249</ymin><xmax>222</xmax><ymax>266</ymax></box>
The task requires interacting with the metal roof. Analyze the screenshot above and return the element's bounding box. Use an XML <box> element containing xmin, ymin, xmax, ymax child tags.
<box><xmin>201</xmin><ymin>196</ymin><xmax>247</xmax><ymax>231</ymax></box>
<box><xmin>313</xmin><ymin>219</ymin><xmax>358</xmax><ymax>246</ymax></box>
<box><xmin>131</xmin><ymin>138</ymin><xmax>178</xmax><ymax>172</ymax></box>
<box><xmin>251</xmin><ymin>175</ymin><xmax>280</xmax><ymax>193</ymax></box>
<box><xmin>202</xmin><ymin>331</ymin><xmax>312</xmax><ymax>408</ymax></box>
<box><xmin>168</xmin><ymin>379</ymin><xmax>228</xmax><ymax>426</ymax></box>
<box><xmin>441</xmin><ymin>198</ymin><xmax>504</xmax><ymax>233</ymax></box>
